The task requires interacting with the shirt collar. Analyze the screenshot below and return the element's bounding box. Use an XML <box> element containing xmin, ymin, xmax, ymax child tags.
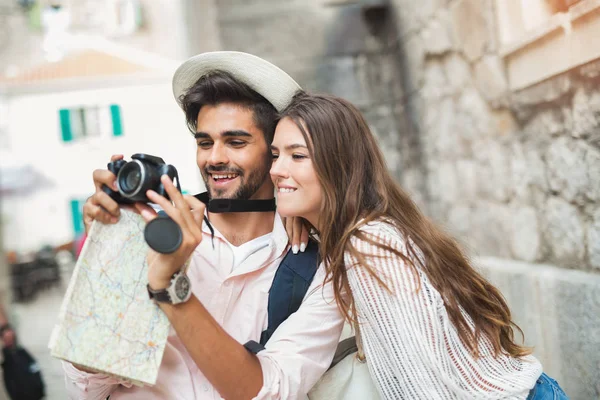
<box><xmin>200</xmin><ymin>210</ymin><xmax>289</xmax><ymax>257</ymax></box>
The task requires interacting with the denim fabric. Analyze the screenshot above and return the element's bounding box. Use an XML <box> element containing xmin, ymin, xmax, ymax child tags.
<box><xmin>527</xmin><ymin>372</ymin><xmax>569</xmax><ymax>399</ymax></box>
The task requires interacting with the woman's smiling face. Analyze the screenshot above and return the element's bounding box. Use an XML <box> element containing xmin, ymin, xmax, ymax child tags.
<box><xmin>270</xmin><ymin>117</ymin><xmax>323</xmax><ymax>228</ymax></box>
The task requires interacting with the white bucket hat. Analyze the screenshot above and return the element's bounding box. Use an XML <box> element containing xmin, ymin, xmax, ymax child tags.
<box><xmin>172</xmin><ymin>51</ymin><xmax>302</xmax><ymax>113</ymax></box>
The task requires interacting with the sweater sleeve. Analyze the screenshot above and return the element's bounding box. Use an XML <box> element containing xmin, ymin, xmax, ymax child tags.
<box><xmin>345</xmin><ymin>223</ymin><xmax>541</xmax><ymax>400</ymax></box>
<box><xmin>345</xmin><ymin>223</ymin><xmax>461</xmax><ymax>399</ymax></box>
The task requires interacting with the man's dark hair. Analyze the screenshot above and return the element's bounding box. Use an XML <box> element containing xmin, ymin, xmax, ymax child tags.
<box><xmin>179</xmin><ymin>70</ymin><xmax>278</xmax><ymax>143</ymax></box>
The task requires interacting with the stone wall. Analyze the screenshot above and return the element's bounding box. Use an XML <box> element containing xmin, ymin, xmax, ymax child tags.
<box><xmin>390</xmin><ymin>1</ymin><xmax>600</xmax><ymax>396</ymax></box>
<box><xmin>390</xmin><ymin>0</ymin><xmax>599</xmax><ymax>271</ymax></box>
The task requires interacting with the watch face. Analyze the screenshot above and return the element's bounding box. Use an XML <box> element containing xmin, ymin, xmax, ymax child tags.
<box><xmin>174</xmin><ymin>275</ymin><xmax>190</xmax><ymax>301</ymax></box>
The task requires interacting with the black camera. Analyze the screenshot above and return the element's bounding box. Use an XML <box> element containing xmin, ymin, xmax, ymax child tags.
<box><xmin>102</xmin><ymin>153</ymin><xmax>181</xmax><ymax>203</ymax></box>
<box><xmin>102</xmin><ymin>153</ymin><xmax>183</xmax><ymax>255</ymax></box>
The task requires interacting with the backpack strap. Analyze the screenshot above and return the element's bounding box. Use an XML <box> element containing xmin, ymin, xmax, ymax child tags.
<box><xmin>243</xmin><ymin>240</ymin><xmax>320</xmax><ymax>353</ymax></box>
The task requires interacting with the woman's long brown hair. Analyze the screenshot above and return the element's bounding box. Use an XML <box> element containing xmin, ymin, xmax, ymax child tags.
<box><xmin>280</xmin><ymin>92</ymin><xmax>531</xmax><ymax>359</ymax></box>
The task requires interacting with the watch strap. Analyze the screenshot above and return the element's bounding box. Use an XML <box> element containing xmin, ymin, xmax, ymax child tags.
<box><xmin>147</xmin><ymin>272</ymin><xmax>177</xmax><ymax>303</ymax></box>
<box><xmin>147</xmin><ymin>284</ymin><xmax>172</xmax><ymax>303</ymax></box>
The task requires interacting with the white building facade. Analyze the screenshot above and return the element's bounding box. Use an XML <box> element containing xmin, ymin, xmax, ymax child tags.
<box><xmin>1</xmin><ymin>46</ymin><xmax>204</xmax><ymax>253</ymax></box>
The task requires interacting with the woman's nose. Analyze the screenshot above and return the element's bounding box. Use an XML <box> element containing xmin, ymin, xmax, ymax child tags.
<box><xmin>270</xmin><ymin>157</ymin><xmax>289</xmax><ymax>179</ymax></box>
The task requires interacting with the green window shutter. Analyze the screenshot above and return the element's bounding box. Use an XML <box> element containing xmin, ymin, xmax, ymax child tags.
<box><xmin>59</xmin><ymin>109</ymin><xmax>73</xmax><ymax>142</ymax></box>
<box><xmin>110</xmin><ymin>104</ymin><xmax>123</xmax><ymax>136</ymax></box>
<box><xmin>70</xmin><ymin>199</ymin><xmax>85</xmax><ymax>237</ymax></box>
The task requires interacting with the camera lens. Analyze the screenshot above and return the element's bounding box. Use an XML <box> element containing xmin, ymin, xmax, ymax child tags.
<box><xmin>125</xmin><ymin>170</ymin><xmax>141</xmax><ymax>190</ymax></box>
<box><xmin>118</xmin><ymin>161</ymin><xmax>144</xmax><ymax>196</ymax></box>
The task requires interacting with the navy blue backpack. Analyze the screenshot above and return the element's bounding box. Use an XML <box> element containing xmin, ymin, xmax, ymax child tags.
<box><xmin>244</xmin><ymin>240</ymin><xmax>320</xmax><ymax>353</ymax></box>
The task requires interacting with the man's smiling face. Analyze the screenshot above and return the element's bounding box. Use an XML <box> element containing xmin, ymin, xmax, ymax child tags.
<box><xmin>195</xmin><ymin>102</ymin><xmax>273</xmax><ymax>200</ymax></box>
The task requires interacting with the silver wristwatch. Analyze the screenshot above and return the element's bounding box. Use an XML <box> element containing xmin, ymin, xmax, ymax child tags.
<box><xmin>147</xmin><ymin>270</ymin><xmax>192</xmax><ymax>304</ymax></box>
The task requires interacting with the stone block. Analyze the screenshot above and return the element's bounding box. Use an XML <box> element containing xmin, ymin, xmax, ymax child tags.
<box><xmin>394</xmin><ymin>103</ymin><xmax>424</xmax><ymax>168</ymax></box>
<box><xmin>523</xmin><ymin>109</ymin><xmax>566</xmax><ymax>139</ymax></box>
<box><xmin>358</xmin><ymin>52</ymin><xmax>405</xmax><ymax>104</ymax></box>
<box><xmin>586</xmin><ymin>147</ymin><xmax>600</xmax><ymax>202</ymax></box>
<box><xmin>510</xmin><ymin>142</ymin><xmax>548</xmax><ymax>202</ymax></box>
<box><xmin>322</xmin><ymin>4</ymin><xmax>390</xmax><ymax>56</ymax></box>
<box><xmin>390</xmin><ymin>0</ymin><xmax>444</xmax><ymax>36</ymax></box>
<box><xmin>510</xmin><ymin>206</ymin><xmax>541</xmax><ymax>263</ymax></box>
<box><xmin>455</xmin><ymin>159</ymin><xmax>477</xmax><ymax>200</ymax></box>
<box><xmin>473</xmin><ymin>140</ymin><xmax>511</xmax><ymax>202</ymax></box>
<box><xmin>362</xmin><ymin>104</ymin><xmax>403</xmax><ymax>174</ymax></box>
<box><xmin>218</xmin><ymin>7</ymin><xmax>329</xmax><ymax>60</ymax></box>
<box><xmin>542</xmin><ymin>197</ymin><xmax>585</xmax><ymax>266</ymax></box>
<box><xmin>588</xmin><ymin>209</ymin><xmax>600</xmax><ymax>270</ymax></box>
<box><xmin>423</xmin><ymin>98</ymin><xmax>468</xmax><ymax>158</ymax></box>
<box><xmin>545</xmin><ymin>137</ymin><xmax>591</xmax><ymax>205</ymax></box>
<box><xmin>421</xmin><ymin>59</ymin><xmax>449</xmax><ymax>101</ymax></box>
<box><xmin>475</xmin><ymin>259</ymin><xmax>544</xmax><ymax>350</ymax></box>
<box><xmin>266</xmin><ymin>56</ymin><xmax>318</xmax><ymax>91</ymax></box>
<box><xmin>399</xmin><ymin>34</ymin><xmax>425</xmax><ymax>93</ymax></box>
<box><xmin>313</xmin><ymin>56</ymin><xmax>370</xmax><ymax>106</ymax></box>
<box><xmin>217</xmin><ymin>0</ymin><xmax>298</xmax><ymax>10</ymax></box>
<box><xmin>569</xmin><ymin>88</ymin><xmax>600</xmax><ymax>139</ymax></box>
<box><xmin>469</xmin><ymin>202</ymin><xmax>512</xmax><ymax>258</ymax></box>
<box><xmin>473</xmin><ymin>55</ymin><xmax>509</xmax><ymax>103</ymax></box>
<box><xmin>457</xmin><ymin>87</ymin><xmax>493</xmax><ymax>141</ymax></box>
<box><xmin>579</xmin><ymin>57</ymin><xmax>600</xmax><ymax>78</ymax></box>
<box><xmin>442</xmin><ymin>53</ymin><xmax>472</xmax><ymax>95</ymax></box>
<box><xmin>552</xmin><ymin>274</ymin><xmax>600</xmax><ymax>399</ymax></box>
<box><xmin>511</xmin><ymin>75</ymin><xmax>573</xmax><ymax>122</ymax></box>
<box><xmin>421</xmin><ymin>9</ymin><xmax>455</xmax><ymax>55</ymax></box>
<box><xmin>492</xmin><ymin>109</ymin><xmax>519</xmax><ymax>137</ymax></box>
<box><xmin>476</xmin><ymin>257</ymin><xmax>600</xmax><ymax>399</ymax></box>
<box><xmin>447</xmin><ymin>205</ymin><xmax>472</xmax><ymax>239</ymax></box>
<box><xmin>450</xmin><ymin>0</ymin><xmax>493</xmax><ymax>62</ymax></box>
<box><xmin>400</xmin><ymin>167</ymin><xmax>428</xmax><ymax>211</ymax></box>
<box><xmin>437</xmin><ymin>162</ymin><xmax>459</xmax><ymax>204</ymax></box>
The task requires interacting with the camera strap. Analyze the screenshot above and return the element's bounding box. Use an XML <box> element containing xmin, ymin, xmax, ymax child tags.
<box><xmin>194</xmin><ymin>192</ymin><xmax>276</xmax><ymax>213</ymax></box>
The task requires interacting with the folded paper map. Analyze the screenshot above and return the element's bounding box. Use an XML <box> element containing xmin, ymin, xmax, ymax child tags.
<box><xmin>49</xmin><ymin>209</ymin><xmax>170</xmax><ymax>386</ymax></box>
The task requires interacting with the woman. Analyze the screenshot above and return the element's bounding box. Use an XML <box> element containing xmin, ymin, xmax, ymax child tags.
<box><xmin>270</xmin><ymin>92</ymin><xmax>567</xmax><ymax>399</ymax></box>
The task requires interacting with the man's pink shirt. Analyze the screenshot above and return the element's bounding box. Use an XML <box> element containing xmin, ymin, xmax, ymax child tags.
<box><xmin>63</xmin><ymin>214</ymin><xmax>344</xmax><ymax>399</ymax></box>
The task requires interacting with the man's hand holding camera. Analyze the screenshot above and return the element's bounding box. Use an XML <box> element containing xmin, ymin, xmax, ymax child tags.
<box><xmin>134</xmin><ymin>175</ymin><xmax>206</xmax><ymax>290</ymax></box>
<box><xmin>82</xmin><ymin>154</ymin><xmax>125</xmax><ymax>234</ymax></box>
<box><xmin>84</xmin><ymin>153</ymin><xmax>204</xmax><ymax>291</ymax></box>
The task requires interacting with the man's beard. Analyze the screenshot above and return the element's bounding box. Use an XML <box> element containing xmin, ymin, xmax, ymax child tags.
<box><xmin>202</xmin><ymin>158</ymin><xmax>271</xmax><ymax>200</ymax></box>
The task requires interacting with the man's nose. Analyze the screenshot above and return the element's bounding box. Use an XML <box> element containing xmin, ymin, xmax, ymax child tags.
<box><xmin>207</xmin><ymin>143</ymin><xmax>229</xmax><ymax>165</ymax></box>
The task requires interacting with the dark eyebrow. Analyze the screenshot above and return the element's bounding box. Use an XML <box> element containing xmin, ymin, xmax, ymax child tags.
<box><xmin>194</xmin><ymin>130</ymin><xmax>252</xmax><ymax>139</ymax></box>
<box><xmin>270</xmin><ymin>144</ymin><xmax>308</xmax><ymax>151</ymax></box>
<box><xmin>288</xmin><ymin>144</ymin><xmax>308</xmax><ymax>150</ymax></box>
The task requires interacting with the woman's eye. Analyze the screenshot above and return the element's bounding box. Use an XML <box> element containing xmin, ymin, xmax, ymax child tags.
<box><xmin>271</xmin><ymin>153</ymin><xmax>279</xmax><ymax>160</ymax></box>
<box><xmin>292</xmin><ymin>154</ymin><xmax>308</xmax><ymax>160</ymax></box>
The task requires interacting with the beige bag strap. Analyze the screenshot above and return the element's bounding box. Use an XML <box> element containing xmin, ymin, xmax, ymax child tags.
<box><xmin>353</xmin><ymin>320</ymin><xmax>366</xmax><ymax>362</ymax></box>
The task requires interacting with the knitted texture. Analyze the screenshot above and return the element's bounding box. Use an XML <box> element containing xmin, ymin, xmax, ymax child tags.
<box><xmin>345</xmin><ymin>221</ymin><xmax>542</xmax><ymax>399</ymax></box>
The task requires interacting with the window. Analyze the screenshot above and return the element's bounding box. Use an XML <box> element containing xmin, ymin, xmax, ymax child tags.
<box><xmin>59</xmin><ymin>104</ymin><xmax>123</xmax><ymax>142</ymax></box>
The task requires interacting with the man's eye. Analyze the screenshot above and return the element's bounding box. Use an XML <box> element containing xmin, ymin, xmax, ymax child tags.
<box><xmin>197</xmin><ymin>141</ymin><xmax>212</xmax><ymax>149</ymax></box>
<box><xmin>229</xmin><ymin>140</ymin><xmax>246</xmax><ymax>147</ymax></box>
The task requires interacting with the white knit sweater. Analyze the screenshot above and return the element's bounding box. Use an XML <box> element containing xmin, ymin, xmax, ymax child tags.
<box><xmin>345</xmin><ymin>220</ymin><xmax>542</xmax><ymax>399</ymax></box>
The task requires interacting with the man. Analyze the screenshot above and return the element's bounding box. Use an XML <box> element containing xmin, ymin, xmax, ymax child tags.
<box><xmin>63</xmin><ymin>52</ymin><xmax>344</xmax><ymax>399</ymax></box>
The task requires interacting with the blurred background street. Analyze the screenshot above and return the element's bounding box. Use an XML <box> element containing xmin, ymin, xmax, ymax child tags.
<box><xmin>0</xmin><ymin>0</ymin><xmax>599</xmax><ymax>398</ymax></box>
